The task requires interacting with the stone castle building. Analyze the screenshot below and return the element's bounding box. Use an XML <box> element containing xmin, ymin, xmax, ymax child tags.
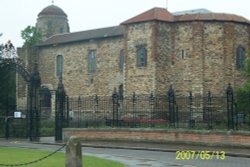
<box><xmin>17</xmin><ymin>4</ymin><xmax>250</xmax><ymax>110</ymax></box>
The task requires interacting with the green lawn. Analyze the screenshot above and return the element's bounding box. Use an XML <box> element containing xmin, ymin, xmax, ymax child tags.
<box><xmin>0</xmin><ymin>147</ymin><xmax>126</xmax><ymax>167</ymax></box>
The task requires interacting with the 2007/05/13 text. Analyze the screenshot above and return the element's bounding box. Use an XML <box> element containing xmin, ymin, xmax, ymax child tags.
<box><xmin>176</xmin><ymin>151</ymin><xmax>226</xmax><ymax>160</ymax></box>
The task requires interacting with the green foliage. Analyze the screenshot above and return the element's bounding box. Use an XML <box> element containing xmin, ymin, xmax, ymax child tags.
<box><xmin>0</xmin><ymin>43</ymin><xmax>3</xmax><ymax>50</ymax></box>
<box><xmin>21</xmin><ymin>26</ymin><xmax>42</xmax><ymax>47</ymax></box>
<box><xmin>40</xmin><ymin>120</ymin><xmax>55</xmax><ymax>136</ymax></box>
<box><xmin>236</xmin><ymin>58</ymin><xmax>250</xmax><ymax>113</ymax></box>
<box><xmin>0</xmin><ymin>147</ymin><xmax>125</xmax><ymax>167</ymax></box>
<box><xmin>0</xmin><ymin>65</ymin><xmax>16</xmax><ymax>114</ymax></box>
<box><xmin>243</xmin><ymin>58</ymin><xmax>250</xmax><ymax>81</ymax></box>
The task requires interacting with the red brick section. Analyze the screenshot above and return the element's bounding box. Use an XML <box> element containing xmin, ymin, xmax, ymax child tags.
<box><xmin>63</xmin><ymin>129</ymin><xmax>250</xmax><ymax>146</ymax></box>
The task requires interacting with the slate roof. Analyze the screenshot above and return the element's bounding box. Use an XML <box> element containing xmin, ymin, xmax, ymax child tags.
<box><xmin>38</xmin><ymin>26</ymin><xmax>124</xmax><ymax>46</ymax></box>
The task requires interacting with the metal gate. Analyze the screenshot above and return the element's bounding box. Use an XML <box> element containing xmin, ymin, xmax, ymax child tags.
<box><xmin>0</xmin><ymin>58</ymin><xmax>41</xmax><ymax>140</ymax></box>
<box><xmin>0</xmin><ymin>58</ymin><xmax>69</xmax><ymax>141</ymax></box>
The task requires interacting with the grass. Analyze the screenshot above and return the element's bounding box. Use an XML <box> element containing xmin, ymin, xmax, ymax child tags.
<box><xmin>0</xmin><ymin>147</ymin><xmax>126</xmax><ymax>167</ymax></box>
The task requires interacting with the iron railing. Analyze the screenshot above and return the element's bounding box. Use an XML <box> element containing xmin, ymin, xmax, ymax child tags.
<box><xmin>65</xmin><ymin>87</ymin><xmax>250</xmax><ymax>130</ymax></box>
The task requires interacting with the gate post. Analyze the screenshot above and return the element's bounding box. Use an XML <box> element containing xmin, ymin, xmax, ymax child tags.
<box><xmin>168</xmin><ymin>85</ymin><xmax>176</xmax><ymax>126</ymax></box>
<box><xmin>112</xmin><ymin>88</ymin><xmax>119</xmax><ymax>127</ymax></box>
<box><xmin>28</xmin><ymin>63</ymin><xmax>41</xmax><ymax>141</ymax></box>
<box><xmin>55</xmin><ymin>76</ymin><xmax>66</xmax><ymax>142</ymax></box>
<box><xmin>226</xmin><ymin>83</ymin><xmax>234</xmax><ymax>130</ymax></box>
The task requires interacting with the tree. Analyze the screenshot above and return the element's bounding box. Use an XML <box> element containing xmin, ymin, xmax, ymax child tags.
<box><xmin>0</xmin><ymin>35</ymin><xmax>16</xmax><ymax>115</ymax></box>
<box><xmin>21</xmin><ymin>26</ymin><xmax>42</xmax><ymax>47</ymax></box>
<box><xmin>236</xmin><ymin>58</ymin><xmax>250</xmax><ymax>113</ymax></box>
<box><xmin>0</xmin><ymin>66</ymin><xmax>16</xmax><ymax>115</ymax></box>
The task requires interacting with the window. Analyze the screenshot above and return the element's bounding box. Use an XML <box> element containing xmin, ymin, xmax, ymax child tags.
<box><xmin>119</xmin><ymin>49</ymin><xmax>124</xmax><ymax>71</ymax></box>
<box><xmin>181</xmin><ymin>49</ymin><xmax>186</xmax><ymax>59</ymax></box>
<box><xmin>236</xmin><ymin>47</ymin><xmax>245</xmax><ymax>69</ymax></box>
<box><xmin>118</xmin><ymin>84</ymin><xmax>123</xmax><ymax>100</ymax></box>
<box><xmin>88</xmin><ymin>50</ymin><xmax>96</xmax><ymax>73</ymax></box>
<box><xmin>40</xmin><ymin>87</ymin><xmax>51</xmax><ymax>108</ymax></box>
<box><xmin>56</xmin><ymin>55</ymin><xmax>63</xmax><ymax>77</ymax></box>
<box><xmin>136</xmin><ymin>47</ymin><xmax>147</xmax><ymax>67</ymax></box>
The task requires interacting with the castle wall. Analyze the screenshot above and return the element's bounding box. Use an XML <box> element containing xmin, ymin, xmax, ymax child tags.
<box><xmin>156</xmin><ymin>21</ymin><xmax>249</xmax><ymax>96</ymax></box>
<box><xmin>38</xmin><ymin>37</ymin><xmax>124</xmax><ymax>97</ymax></box>
<box><xmin>16</xmin><ymin>20</ymin><xmax>250</xmax><ymax>111</ymax></box>
<box><xmin>233</xmin><ymin>24</ymin><xmax>250</xmax><ymax>86</ymax></box>
<box><xmin>124</xmin><ymin>22</ymin><xmax>156</xmax><ymax>95</ymax></box>
<box><xmin>155</xmin><ymin>22</ymin><xmax>195</xmax><ymax>96</ymax></box>
<box><xmin>36</xmin><ymin>15</ymin><xmax>69</xmax><ymax>40</ymax></box>
<box><xmin>16</xmin><ymin>47</ymin><xmax>38</xmax><ymax>110</ymax></box>
<box><xmin>16</xmin><ymin>48</ymin><xmax>28</xmax><ymax>110</ymax></box>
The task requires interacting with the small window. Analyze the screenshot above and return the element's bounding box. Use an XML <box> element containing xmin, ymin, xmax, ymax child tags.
<box><xmin>177</xmin><ymin>49</ymin><xmax>187</xmax><ymax>59</ymax></box>
<box><xmin>88</xmin><ymin>50</ymin><xmax>96</xmax><ymax>73</ymax></box>
<box><xmin>56</xmin><ymin>55</ymin><xmax>63</xmax><ymax>77</ymax></box>
<box><xmin>60</xmin><ymin>28</ymin><xmax>64</xmax><ymax>33</ymax></box>
<box><xmin>119</xmin><ymin>49</ymin><xmax>124</xmax><ymax>71</ymax></box>
<box><xmin>181</xmin><ymin>49</ymin><xmax>186</xmax><ymax>59</ymax></box>
<box><xmin>236</xmin><ymin>47</ymin><xmax>245</xmax><ymax>69</ymax></box>
<box><xmin>136</xmin><ymin>47</ymin><xmax>147</xmax><ymax>67</ymax></box>
<box><xmin>118</xmin><ymin>84</ymin><xmax>123</xmax><ymax>100</ymax></box>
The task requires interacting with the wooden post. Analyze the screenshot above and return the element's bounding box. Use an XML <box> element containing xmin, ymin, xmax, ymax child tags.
<box><xmin>65</xmin><ymin>136</ymin><xmax>82</xmax><ymax>167</ymax></box>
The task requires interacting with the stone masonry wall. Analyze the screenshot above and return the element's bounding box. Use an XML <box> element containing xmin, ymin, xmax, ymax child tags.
<box><xmin>36</xmin><ymin>15</ymin><xmax>69</xmax><ymax>41</ymax></box>
<box><xmin>124</xmin><ymin>22</ymin><xmax>155</xmax><ymax>95</ymax></box>
<box><xmin>16</xmin><ymin>47</ymin><xmax>38</xmax><ymax>110</ymax></box>
<box><xmin>16</xmin><ymin>20</ymin><xmax>250</xmax><ymax>111</ymax></box>
<box><xmin>156</xmin><ymin>21</ymin><xmax>249</xmax><ymax>96</ymax></box>
<box><xmin>38</xmin><ymin>37</ymin><xmax>124</xmax><ymax>97</ymax></box>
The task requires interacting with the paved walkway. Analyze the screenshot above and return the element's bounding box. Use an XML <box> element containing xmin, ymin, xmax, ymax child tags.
<box><xmin>38</xmin><ymin>137</ymin><xmax>250</xmax><ymax>158</ymax></box>
<box><xmin>1</xmin><ymin>137</ymin><xmax>250</xmax><ymax>167</ymax></box>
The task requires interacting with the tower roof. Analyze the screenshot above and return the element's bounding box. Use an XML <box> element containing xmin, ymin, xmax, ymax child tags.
<box><xmin>38</xmin><ymin>5</ymin><xmax>67</xmax><ymax>17</ymax></box>
<box><xmin>121</xmin><ymin>7</ymin><xmax>174</xmax><ymax>24</ymax></box>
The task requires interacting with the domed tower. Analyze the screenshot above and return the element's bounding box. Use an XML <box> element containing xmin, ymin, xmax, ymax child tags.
<box><xmin>36</xmin><ymin>4</ymin><xmax>70</xmax><ymax>41</ymax></box>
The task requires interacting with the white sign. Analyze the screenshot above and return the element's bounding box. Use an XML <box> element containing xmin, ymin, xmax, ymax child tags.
<box><xmin>14</xmin><ymin>112</ymin><xmax>22</xmax><ymax>118</ymax></box>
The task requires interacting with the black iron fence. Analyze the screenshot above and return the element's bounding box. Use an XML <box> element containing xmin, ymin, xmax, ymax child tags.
<box><xmin>0</xmin><ymin>84</ymin><xmax>249</xmax><ymax>140</ymax></box>
<box><xmin>66</xmin><ymin>85</ymin><xmax>250</xmax><ymax>130</ymax></box>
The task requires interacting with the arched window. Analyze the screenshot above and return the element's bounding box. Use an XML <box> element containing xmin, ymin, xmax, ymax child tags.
<box><xmin>56</xmin><ymin>55</ymin><xmax>63</xmax><ymax>77</ymax></box>
<box><xmin>88</xmin><ymin>50</ymin><xmax>96</xmax><ymax>74</ymax></box>
<box><xmin>236</xmin><ymin>47</ymin><xmax>245</xmax><ymax>69</ymax></box>
<box><xmin>119</xmin><ymin>49</ymin><xmax>124</xmax><ymax>71</ymax></box>
<box><xmin>40</xmin><ymin>87</ymin><xmax>52</xmax><ymax>117</ymax></box>
<box><xmin>40</xmin><ymin>87</ymin><xmax>51</xmax><ymax>108</ymax></box>
<box><xmin>136</xmin><ymin>47</ymin><xmax>147</xmax><ymax>67</ymax></box>
<box><xmin>118</xmin><ymin>84</ymin><xmax>123</xmax><ymax>100</ymax></box>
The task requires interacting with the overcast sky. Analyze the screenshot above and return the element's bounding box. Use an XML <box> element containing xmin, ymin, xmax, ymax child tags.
<box><xmin>1</xmin><ymin>0</ymin><xmax>250</xmax><ymax>47</ymax></box>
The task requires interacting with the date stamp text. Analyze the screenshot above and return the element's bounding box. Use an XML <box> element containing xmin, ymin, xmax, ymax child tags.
<box><xmin>176</xmin><ymin>150</ymin><xmax>226</xmax><ymax>160</ymax></box>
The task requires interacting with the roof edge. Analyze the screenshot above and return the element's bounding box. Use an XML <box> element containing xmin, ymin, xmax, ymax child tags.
<box><xmin>121</xmin><ymin>7</ymin><xmax>174</xmax><ymax>25</ymax></box>
<box><xmin>37</xmin><ymin>26</ymin><xmax>124</xmax><ymax>47</ymax></box>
